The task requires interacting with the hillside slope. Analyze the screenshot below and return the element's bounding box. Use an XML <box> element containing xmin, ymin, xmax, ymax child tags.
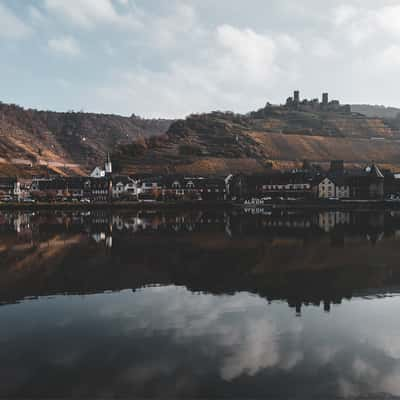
<box><xmin>0</xmin><ymin>102</ymin><xmax>172</xmax><ymax>176</ymax></box>
<box><xmin>115</xmin><ymin>105</ymin><xmax>400</xmax><ymax>175</ymax></box>
<box><xmin>351</xmin><ymin>104</ymin><xmax>400</xmax><ymax>119</ymax></box>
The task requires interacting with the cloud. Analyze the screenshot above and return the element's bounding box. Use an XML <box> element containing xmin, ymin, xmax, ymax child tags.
<box><xmin>216</xmin><ymin>25</ymin><xmax>277</xmax><ymax>84</ymax></box>
<box><xmin>95</xmin><ymin>24</ymin><xmax>284</xmax><ymax>118</ymax></box>
<box><xmin>6</xmin><ymin>0</ymin><xmax>400</xmax><ymax>116</ymax></box>
<box><xmin>333</xmin><ymin>4</ymin><xmax>358</xmax><ymax>26</ymax></box>
<box><xmin>332</xmin><ymin>3</ymin><xmax>400</xmax><ymax>47</ymax></box>
<box><xmin>148</xmin><ymin>2</ymin><xmax>199</xmax><ymax>49</ymax></box>
<box><xmin>377</xmin><ymin>45</ymin><xmax>400</xmax><ymax>69</ymax></box>
<box><xmin>48</xmin><ymin>36</ymin><xmax>81</xmax><ymax>56</ymax></box>
<box><xmin>0</xmin><ymin>3</ymin><xmax>32</xmax><ymax>39</ymax></box>
<box><xmin>375</xmin><ymin>5</ymin><xmax>400</xmax><ymax>38</ymax></box>
<box><xmin>310</xmin><ymin>38</ymin><xmax>338</xmax><ymax>58</ymax></box>
<box><xmin>276</xmin><ymin>34</ymin><xmax>301</xmax><ymax>53</ymax></box>
<box><xmin>43</xmin><ymin>0</ymin><xmax>141</xmax><ymax>30</ymax></box>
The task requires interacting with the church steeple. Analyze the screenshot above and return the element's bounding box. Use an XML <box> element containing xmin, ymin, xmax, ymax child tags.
<box><xmin>105</xmin><ymin>152</ymin><xmax>112</xmax><ymax>175</ymax></box>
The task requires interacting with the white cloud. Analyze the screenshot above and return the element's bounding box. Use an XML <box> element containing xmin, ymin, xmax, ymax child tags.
<box><xmin>48</xmin><ymin>36</ymin><xmax>81</xmax><ymax>56</ymax></box>
<box><xmin>0</xmin><ymin>3</ymin><xmax>31</xmax><ymax>39</ymax></box>
<box><xmin>6</xmin><ymin>0</ymin><xmax>400</xmax><ymax>115</ymax></box>
<box><xmin>216</xmin><ymin>25</ymin><xmax>277</xmax><ymax>83</ymax></box>
<box><xmin>44</xmin><ymin>0</ymin><xmax>141</xmax><ymax>30</ymax></box>
<box><xmin>310</xmin><ymin>38</ymin><xmax>338</xmax><ymax>58</ymax></box>
<box><xmin>95</xmin><ymin>24</ymin><xmax>285</xmax><ymax>117</ymax></box>
<box><xmin>378</xmin><ymin>45</ymin><xmax>400</xmax><ymax>69</ymax></box>
<box><xmin>142</xmin><ymin>2</ymin><xmax>200</xmax><ymax>50</ymax></box>
<box><xmin>333</xmin><ymin>4</ymin><xmax>357</xmax><ymax>26</ymax></box>
<box><xmin>375</xmin><ymin>5</ymin><xmax>400</xmax><ymax>38</ymax></box>
<box><xmin>276</xmin><ymin>34</ymin><xmax>301</xmax><ymax>53</ymax></box>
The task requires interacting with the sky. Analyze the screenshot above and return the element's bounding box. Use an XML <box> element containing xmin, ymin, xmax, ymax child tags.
<box><xmin>1</xmin><ymin>0</ymin><xmax>400</xmax><ymax>118</ymax></box>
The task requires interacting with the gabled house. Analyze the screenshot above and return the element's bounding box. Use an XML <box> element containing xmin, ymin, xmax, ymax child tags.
<box><xmin>316</xmin><ymin>176</ymin><xmax>350</xmax><ymax>199</ymax></box>
<box><xmin>138</xmin><ymin>176</ymin><xmax>164</xmax><ymax>201</ymax></box>
<box><xmin>112</xmin><ymin>176</ymin><xmax>139</xmax><ymax>199</ymax></box>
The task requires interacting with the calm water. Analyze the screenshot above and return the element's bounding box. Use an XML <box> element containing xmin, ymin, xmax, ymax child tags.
<box><xmin>1</xmin><ymin>208</ymin><xmax>400</xmax><ymax>398</ymax></box>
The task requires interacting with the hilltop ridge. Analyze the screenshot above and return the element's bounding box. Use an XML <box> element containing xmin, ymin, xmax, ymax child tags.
<box><xmin>114</xmin><ymin>92</ymin><xmax>400</xmax><ymax>175</ymax></box>
<box><xmin>2</xmin><ymin>92</ymin><xmax>400</xmax><ymax>177</ymax></box>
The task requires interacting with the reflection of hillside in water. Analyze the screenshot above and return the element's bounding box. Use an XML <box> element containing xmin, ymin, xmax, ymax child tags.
<box><xmin>1</xmin><ymin>209</ymin><xmax>400</xmax><ymax>313</ymax></box>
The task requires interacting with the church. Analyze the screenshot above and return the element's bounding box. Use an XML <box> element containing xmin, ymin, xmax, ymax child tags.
<box><xmin>90</xmin><ymin>153</ymin><xmax>112</xmax><ymax>178</ymax></box>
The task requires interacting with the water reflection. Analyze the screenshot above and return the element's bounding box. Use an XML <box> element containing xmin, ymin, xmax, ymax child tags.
<box><xmin>1</xmin><ymin>209</ymin><xmax>400</xmax><ymax>398</ymax></box>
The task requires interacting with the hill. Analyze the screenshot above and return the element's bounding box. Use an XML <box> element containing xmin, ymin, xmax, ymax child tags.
<box><xmin>114</xmin><ymin>103</ymin><xmax>400</xmax><ymax>175</ymax></box>
<box><xmin>351</xmin><ymin>104</ymin><xmax>400</xmax><ymax>119</ymax></box>
<box><xmin>3</xmin><ymin>99</ymin><xmax>400</xmax><ymax>177</ymax></box>
<box><xmin>0</xmin><ymin>102</ymin><xmax>172</xmax><ymax>177</ymax></box>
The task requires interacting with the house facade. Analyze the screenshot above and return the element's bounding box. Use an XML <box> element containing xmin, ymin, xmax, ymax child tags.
<box><xmin>112</xmin><ymin>176</ymin><xmax>139</xmax><ymax>199</ymax></box>
<box><xmin>0</xmin><ymin>177</ymin><xmax>20</xmax><ymax>200</ymax></box>
<box><xmin>230</xmin><ymin>172</ymin><xmax>315</xmax><ymax>200</ymax></box>
<box><xmin>317</xmin><ymin>177</ymin><xmax>350</xmax><ymax>199</ymax></box>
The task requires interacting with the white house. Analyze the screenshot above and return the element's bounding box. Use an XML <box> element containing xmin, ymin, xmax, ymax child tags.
<box><xmin>112</xmin><ymin>177</ymin><xmax>140</xmax><ymax>199</ymax></box>
<box><xmin>318</xmin><ymin>177</ymin><xmax>350</xmax><ymax>199</ymax></box>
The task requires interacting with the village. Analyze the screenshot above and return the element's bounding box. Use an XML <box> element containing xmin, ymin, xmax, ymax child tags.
<box><xmin>0</xmin><ymin>153</ymin><xmax>399</xmax><ymax>205</ymax></box>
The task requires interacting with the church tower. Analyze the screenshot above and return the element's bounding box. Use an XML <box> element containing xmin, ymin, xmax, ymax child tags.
<box><xmin>105</xmin><ymin>152</ymin><xmax>112</xmax><ymax>175</ymax></box>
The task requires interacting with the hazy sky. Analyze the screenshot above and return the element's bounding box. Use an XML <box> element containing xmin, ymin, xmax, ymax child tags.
<box><xmin>1</xmin><ymin>0</ymin><xmax>400</xmax><ymax>118</ymax></box>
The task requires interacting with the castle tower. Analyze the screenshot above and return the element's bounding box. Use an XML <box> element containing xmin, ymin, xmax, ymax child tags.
<box><xmin>293</xmin><ymin>90</ymin><xmax>300</xmax><ymax>104</ymax></box>
<box><xmin>105</xmin><ymin>152</ymin><xmax>112</xmax><ymax>175</ymax></box>
<box><xmin>322</xmin><ymin>92</ymin><xmax>328</xmax><ymax>106</ymax></box>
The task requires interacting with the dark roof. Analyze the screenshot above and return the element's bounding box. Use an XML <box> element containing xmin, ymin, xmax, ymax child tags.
<box><xmin>368</xmin><ymin>164</ymin><xmax>384</xmax><ymax>178</ymax></box>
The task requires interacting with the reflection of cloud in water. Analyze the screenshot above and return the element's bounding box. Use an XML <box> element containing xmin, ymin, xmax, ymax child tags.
<box><xmin>94</xmin><ymin>290</ymin><xmax>400</xmax><ymax>395</ymax></box>
<box><xmin>5</xmin><ymin>288</ymin><xmax>400</xmax><ymax>397</ymax></box>
<box><xmin>100</xmin><ymin>287</ymin><xmax>303</xmax><ymax>381</ymax></box>
<box><xmin>220</xmin><ymin>317</ymin><xmax>279</xmax><ymax>380</ymax></box>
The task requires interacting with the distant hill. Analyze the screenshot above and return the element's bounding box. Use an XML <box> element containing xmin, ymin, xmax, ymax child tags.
<box><xmin>3</xmin><ymin>99</ymin><xmax>400</xmax><ymax>177</ymax></box>
<box><xmin>0</xmin><ymin>102</ymin><xmax>173</xmax><ymax>176</ymax></box>
<box><xmin>351</xmin><ymin>104</ymin><xmax>400</xmax><ymax>119</ymax></box>
<box><xmin>114</xmin><ymin>103</ymin><xmax>400</xmax><ymax>176</ymax></box>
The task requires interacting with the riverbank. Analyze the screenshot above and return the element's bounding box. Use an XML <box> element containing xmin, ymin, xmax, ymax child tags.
<box><xmin>1</xmin><ymin>199</ymin><xmax>400</xmax><ymax>211</ymax></box>
<box><xmin>0</xmin><ymin>200</ymin><xmax>235</xmax><ymax>211</ymax></box>
<box><xmin>242</xmin><ymin>199</ymin><xmax>400</xmax><ymax>211</ymax></box>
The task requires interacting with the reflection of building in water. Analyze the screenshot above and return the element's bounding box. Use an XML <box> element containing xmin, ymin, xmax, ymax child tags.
<box><xmin>317</xmin><ymin>211</ymin><xmax>350</xmax><ymax>232</ymax></box>
<box><xmin>13</xmin><ymin>212</ymin><xmax>31</xmax><ymax>234</ymax></box>
<box><xmin>111</xmin><ymin>211</ymin><xmax>228</xmax><ymax>234</ymax></box>
<box><xmin>92</xmin><ymin>232</ymin><xmax>113</xmax><ymax>248</ymax></box>
<box><xmin>0</xmin><ymin>212</ymin><xmax>33</xmax><ymax>238</ymax></box>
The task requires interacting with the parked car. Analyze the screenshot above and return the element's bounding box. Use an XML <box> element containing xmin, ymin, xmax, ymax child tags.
<box><xmin>22</xmin><ymin>198</ymin><xmax>36</xmax><ymax>203</ymax></box>
<box><xmin>80</xmin><ymin>198</ymin><xmax>91</xmax><ymax>204</ymax></box>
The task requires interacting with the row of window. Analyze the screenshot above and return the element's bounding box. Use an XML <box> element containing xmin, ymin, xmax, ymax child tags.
<box><xmin>262</xmin><ymin>184</ymin><xmax>310</xmax><ymax>190</ymax></box>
